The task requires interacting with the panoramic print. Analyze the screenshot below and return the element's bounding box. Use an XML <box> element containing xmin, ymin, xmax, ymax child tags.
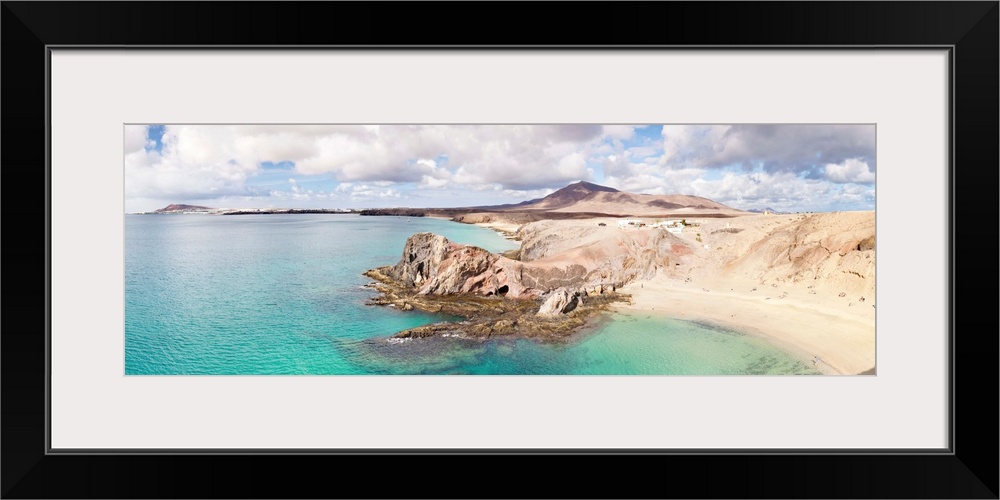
<box><xmin>125</xmin><ymin>124</ymin><xmax>876</xmax><ymax>375</ymax></box>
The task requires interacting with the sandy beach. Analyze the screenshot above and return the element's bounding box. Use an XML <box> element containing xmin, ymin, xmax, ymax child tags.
<box><xmin>443</xmin><ymin>213</ymin><xmax>524</xmax><ymax>240</ymax></box>
<box><xmin>614</xmin><ymin>274</ymin><xmax>875</xmax><ymax>375</ymax></box>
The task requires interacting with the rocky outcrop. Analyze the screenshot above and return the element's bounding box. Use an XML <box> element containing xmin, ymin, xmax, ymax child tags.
<box><xmin>385</xmin><ymin>232</ymin><xmax>608</xmax><ymax>300</ymax></box>
<box><xmin>384</xmin><ymin>226</ymin><xmax>695</xmax><ymax>303</ymax></box>
<box><xmin>363</xmin><ymin>264</ymin><xmax>628</xmax><ymax>341</ymax></box>
<box><xmin>537</xmin><ymin>288</ymin><xmax>582</xmax><ymax>316</ymax></box>
<box><xmin>388</xmin><ymin>233</ymin><xmax>526</xmax><ymax>297</ymax></box>
<box><xmin>364</xmin><ymin>222</ymin><xmax>696</xmax><ymax>340</ymax></box>
<box><xmin>388</xmin><ymin>216</ymin><xmax>692</xmax><ymax>299</ymax></box>
<box><xmin>364</xmin><ymin>232</ymin><xmax>635</xmax><ymax>340</ymax></box>
<box><xmin>391</xmin><ymin>233</ymin><xmax>452</xmax><ymax>288</ymax></box>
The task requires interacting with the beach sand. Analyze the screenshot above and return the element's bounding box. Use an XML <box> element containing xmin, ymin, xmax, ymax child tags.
<box><xmin>614</xmin><ymin>274</ymin><xmax>875</xmax><ymax>375</ymax></box>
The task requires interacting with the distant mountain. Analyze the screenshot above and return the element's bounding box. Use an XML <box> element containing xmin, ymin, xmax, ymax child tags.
<box><xmin>470</xmin><ymin>181</ymin><xmax>618</xmax><ymax>211</ymax></box>
<box><xmin>154</xmin><ymin>204</ymin><xmax>214</xmax><ymax>213</ymax></box>
<box><xmin>524</xmin><ymin>181</ymin><xmax>620</xmax><ymax>210</ymax></box>
<box><xmin>495</xmin><ymin>181</ymin><xmax>746</xmax><ymax>217</ymax></box>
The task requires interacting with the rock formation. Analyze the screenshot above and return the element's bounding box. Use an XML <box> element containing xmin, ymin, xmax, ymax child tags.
<box><xmin>364</xmin><ymin>232</ymin><xmax>636</xmax><ymax>340</ymax></box>
<box><xmin>386</xmin><ymin>232</ymin><xmax>605</xmax><ymax>300</ymax></box>
<box><xmin>537</xmin><ymin>288</ymin><xmax>582</xmax><ymax>316</ymax></box>
<box><xmin>384</xmin><ymin>227</ymin><xmax>695</xmax><ymax>303</ymax></box>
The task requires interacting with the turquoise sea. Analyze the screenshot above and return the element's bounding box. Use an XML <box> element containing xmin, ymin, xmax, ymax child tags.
<box><xmin>125</xmin><ymin>214</ymin><xmax>818</xmax><ymax>375</ymax></box>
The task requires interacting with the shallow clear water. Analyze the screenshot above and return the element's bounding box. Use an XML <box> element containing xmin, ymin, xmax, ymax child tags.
<box><xmin>125</xmin><ymin>214</ymin><xmax>818</xmax><ymax>375</ymax></box>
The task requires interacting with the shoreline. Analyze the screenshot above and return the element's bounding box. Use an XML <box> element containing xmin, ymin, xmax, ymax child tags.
<box><xmin>611</xmin><ymin>274</ymin><xmax>875</xmax><ymax>375</ymax></box>
<box><xmin>439</xmin><ymin>215</ymin><xmax>523</xmax><ymax>242</ymax></box>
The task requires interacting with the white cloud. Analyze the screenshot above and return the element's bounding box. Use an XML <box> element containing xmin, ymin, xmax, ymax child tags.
<box><xmin>660</xmin><ymin>125</ymin><xmax>733</xmax><ymax>168</ymax></box>
<box><xmin>124</xmin><ymin>125</ymin><xmax>149</xmax><ymax>154</ymax></box>
<box><xmin>501</xmin><ymin>187</ymin><xmax>555</xmax><ymax>200</ymax></box>
<box><xmin>330</xmin><ymin>183</ymin><xmax>404</xmax><ymax>202</ymax></box>
<box><xmin>270</xmin><ymin>189</ymin><xmax>310</xmax><ymax>201</ymax></box>
<box><xmin>124</xmin><ymin>124</ymin><xmax>876</xmax><ymax>212</ymax></box>
<box><xmin>824</xmin><ymin>158</ymin><xmax>875</xmax><ymax>184</ymax></box>
<box><xmin>659</xmin><ymin>124</ymin><xmax>876</xmax><ymax>177</ymax></box>
<box><xmin>602</xmin><ymin>125</ymin><xmax>636</xmax><ymax>140</ymax></box>
<box><xmin>420</xmin><ymin>175</ymin><xmax>450</xmax><ymax>189</ymax></box>
<box><xmin>604</xmin><ymin>167</ymin><xmax>708</xmax><ymax>195</ymax></box>
<box><xmin>627</xmin><ymin>146</ymin><xmax>659</xmax><ymax>158</ymax></box>
<box><xmin>126</xmin><ymin>125</ymin><xmax>606</xmax><ymax>191</ymax></box>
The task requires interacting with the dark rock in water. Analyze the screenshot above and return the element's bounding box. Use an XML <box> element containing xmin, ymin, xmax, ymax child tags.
<box><xmin>492</xmin><ymin>319</ymin><xmax>517</xmax><ymax>334</ymax></box>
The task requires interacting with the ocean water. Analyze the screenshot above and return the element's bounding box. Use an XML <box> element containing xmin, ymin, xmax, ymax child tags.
<box><xmin>125</xmin><ymin>214</ymin><xmax>818</xmax><ymax>375</ymax></box>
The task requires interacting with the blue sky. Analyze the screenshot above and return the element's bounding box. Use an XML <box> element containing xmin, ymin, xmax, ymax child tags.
<box><xmin>124</xmin><ymin>124</ymin><xmax>875</xmax><ymax>213</ymax></box>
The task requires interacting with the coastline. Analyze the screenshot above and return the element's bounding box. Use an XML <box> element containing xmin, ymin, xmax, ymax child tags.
<box><xmin>431</xmin><ymin>214</ymin><xmax>522</xmax><ymax>242</ymax></box>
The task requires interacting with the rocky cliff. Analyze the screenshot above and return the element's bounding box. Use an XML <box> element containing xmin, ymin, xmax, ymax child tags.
<box><xmin>385</xmin><ymin>233</ymin><xmax>578</xmax><ymax>299</ymax></box>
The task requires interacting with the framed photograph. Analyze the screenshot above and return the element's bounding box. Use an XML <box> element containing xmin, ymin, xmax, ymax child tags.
<box><xmin>3</xmin><ymin>2</ymin><xmax>996</xmax><ymax>498</ymax></box>
<box><xmin>120</xmin><ymin>121</ymin><xmax>877</xmax><ymax>378</ymax></box>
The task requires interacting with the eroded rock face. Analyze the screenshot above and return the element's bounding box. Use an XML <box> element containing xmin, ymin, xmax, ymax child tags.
<box><xmin>386</xmin><ymin>233</ymin><xmax>595</xmax><ymax>299</ymax></box>
<box><xmin>418</xmin><ymin>243</ymin><xmax>497</xmax><ymax>295</ymax></box>
<box><xmin>388</xmin><ymin>233</ymin><xmax>520</xmax><ymax>297</ymax></box>
<box><xmin>364</xmin><ymin>231</ymin><xmax>639</xmax><ymax>340</ymax></box>
<box><xmin>391</xmin><ymin>233</ymin><xmax>452</xmax><ymax>287</ymax></box>
<box><xmin>537</xmin><ymin>288</ymin><xmax>582</xmax><ymax>316</ymax></box>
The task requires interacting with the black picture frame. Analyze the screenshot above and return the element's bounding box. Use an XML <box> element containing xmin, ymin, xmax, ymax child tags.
<box><xmin>3</xmin><ymin>2</ymin><xmax>996</xmax><ymax>498</ymax></box>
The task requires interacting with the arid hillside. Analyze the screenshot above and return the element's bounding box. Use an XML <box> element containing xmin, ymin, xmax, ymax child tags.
<box><xmin>499</xmin><ymin>181</ymin><xmax>748</xmax><ymax>217</ymax></box>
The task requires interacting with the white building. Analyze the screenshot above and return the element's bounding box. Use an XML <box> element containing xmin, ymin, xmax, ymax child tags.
<box><xmin>617</xmin><ymin>219</ymin><xmax>644</xmax><ymax>229</ymax></box>
<box><xmin>649</xmin><ymin>220</ymin><xmax>685</xmax><ymax>233</ymax></box>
